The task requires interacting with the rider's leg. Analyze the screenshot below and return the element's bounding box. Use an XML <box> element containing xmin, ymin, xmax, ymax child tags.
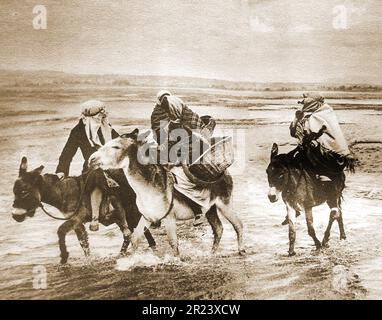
<box><xmin>89</xmin><ymin>187</ymin><xmax>102</xmax><ymax>231</ymax></box>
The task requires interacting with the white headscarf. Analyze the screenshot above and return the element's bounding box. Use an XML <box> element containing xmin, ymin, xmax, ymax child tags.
<box><xmin>156</xmin><ymin>90</ymin><xmax>171</xmax><ymax>105</ymax></box>
<box><xmin>80</xmin><ymin>100</ymin><xmax>112</xmax><ymax>148</ymax></box>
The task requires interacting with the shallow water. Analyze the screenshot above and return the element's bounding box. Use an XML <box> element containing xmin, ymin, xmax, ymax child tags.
<box><xmin>0</xmin><ymin>90</ymin><xmax>382</xmax><ymax>299</ymax></box>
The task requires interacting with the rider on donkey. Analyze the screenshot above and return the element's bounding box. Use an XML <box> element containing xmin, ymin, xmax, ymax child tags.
<box><xmin>56</xmin><ymin>100</ymin><xmax>136</xmax><ymax>232</ymax></box>
<box><xmin>281</xmin><ymin>93</ymin><xmax>356</xmax><ymax>225</ymax></box>
<box><xmin>150</xmin><ymin>90</ymin><xmax>216</xmax><ymax>226</ymax></box>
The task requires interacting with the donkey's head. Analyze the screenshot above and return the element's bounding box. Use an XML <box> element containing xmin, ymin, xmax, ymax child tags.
<box><xmin>89</xmin><ymin>128</ymin><xmax>141</xmax><ymax>171</ymax></box>
<box><xmin>266</xmin><ymin>143</ymin><xmax>290</xmax><ymax>203</ymax></box>
<box><xmin>12</xmin><ymin>157</ymin><xmax>44</xmax><ymax>222</ymax></box>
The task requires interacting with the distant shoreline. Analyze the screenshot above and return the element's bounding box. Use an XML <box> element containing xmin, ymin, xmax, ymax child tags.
<box><xmin>1</xmin><ymin>69</ymin><xmax>381</xmax><ymax>93</ymax></box>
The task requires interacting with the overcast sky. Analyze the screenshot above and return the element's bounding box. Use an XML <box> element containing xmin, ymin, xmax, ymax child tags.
<box><xmin>0</xmin><ymin>0</ymin><xmax>381</xmax><ymax>83</ymax></box>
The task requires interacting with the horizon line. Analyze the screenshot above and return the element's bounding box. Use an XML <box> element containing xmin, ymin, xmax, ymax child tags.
<box><xmin>1</xmin><ymin>67</ymin><xmax>381</xmax><ymax>86</ymax></box>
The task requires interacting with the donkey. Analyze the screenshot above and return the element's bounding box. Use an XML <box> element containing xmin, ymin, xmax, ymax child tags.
<box><xmin>266</xmin><ymin>143</ymin><xmax>346</xmax><ymax>256</ymax></box>
<box><xmin>88</xmin><ymin>128</ymin><xmax>246</xmax><ymax>256</ymax></box>
<box><xmin>12</xmin><ymin>157</ymin><xmax>156</xmax><ymax>263</ymax></box>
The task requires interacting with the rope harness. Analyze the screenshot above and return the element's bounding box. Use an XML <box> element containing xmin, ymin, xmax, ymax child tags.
<box><xmin>39</xmin><ymin>173</ymin><xmax>90</xmax><ymax>221</ymax></box>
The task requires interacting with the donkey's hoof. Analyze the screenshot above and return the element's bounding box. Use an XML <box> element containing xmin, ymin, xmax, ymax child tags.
<box><xmin>340</xmin><ymin>234</ymin><xmax>347</xmax><ymax>240</ymax></box>
<box><xmin>239</xmin><ymin>249</ymin><xmax>246</xmax><ymax>256</ymax></box>
<box><xmin>288</xmin><ymin>251</ymin><xmax>296</xmax><ymax>257</ymax></box>
<box><xmin>89</xmin><ymin>221</ymin><xmax>99</xmax><ymax>232</ymax></box>
<box><xmin>60</xmin><ymin>252</ymin><xmax>69</xmax><ymax>264</ymax></box>
<box><xmin>322</xmin><ymin>240</ymin><xmax>329</xmax><ymax>248</ymax></box>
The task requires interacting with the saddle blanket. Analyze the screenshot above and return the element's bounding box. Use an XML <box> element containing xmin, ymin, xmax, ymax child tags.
<box><xmin>170</xmin><ymin>166</ymin><xmax>211</xmax><ymax>213</ymax></box>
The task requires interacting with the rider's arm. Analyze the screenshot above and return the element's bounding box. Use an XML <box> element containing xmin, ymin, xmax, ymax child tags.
<box><xmin>289</xmin><ymin>121</ymin><xmax>297</xmax><ymax>138</ymax></box>
<box><xmin>290</xmin><ymin>110</ymin><xmax>304</xmax><ymax>138</ymax></box>
<box><xmin>56</xmin><ymin>128</ymin><xmax>80</xmax><ymax>177</ymax></box>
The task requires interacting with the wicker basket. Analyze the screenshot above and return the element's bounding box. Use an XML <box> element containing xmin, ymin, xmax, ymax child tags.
<box><xmin>182</xmin><ymin>136</ymin><xmax>234</xmax><ymax>184</ymax></box>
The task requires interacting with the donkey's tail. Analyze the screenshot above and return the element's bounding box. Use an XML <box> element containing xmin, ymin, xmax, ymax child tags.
<box><xmin>345</xmin><ymin>156</ymin><xmax>357</xmax><ymax>174</ymax></box>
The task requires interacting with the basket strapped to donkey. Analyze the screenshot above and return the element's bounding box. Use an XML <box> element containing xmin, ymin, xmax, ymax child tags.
<box><xmin>182</xmin><ymin>136</ymin><xmax>234</xmax><ymax>185</ymax></box>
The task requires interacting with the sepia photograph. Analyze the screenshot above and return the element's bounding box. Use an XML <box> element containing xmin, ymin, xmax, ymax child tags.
<box><xmin>0</xmin><ymin>0</ymin><xmax>381</xmax><ymax>305</ymax></box>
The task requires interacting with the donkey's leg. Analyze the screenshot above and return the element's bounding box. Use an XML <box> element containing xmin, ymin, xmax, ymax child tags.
<box><xmin>57</xmin><ymin>220</ymin><xmax>75</xmax><ymax>264</ymax></box>
<box><xmin>205</xmin><ymin>205</ymin><xmax>223</xmax><ymax>254</ymax></box>
<box><xmin>89</xmin><ymin>187</ymin><xmax>102</xmax><ymax>232</ymax></box>
<box><xmin>162</xmin><ymin>212</ymin><xmax>179</xmax><ymax>256</ymax></box>
<box><xmin>109</xmin><ymin>197</ymin><xmax>132</xmax><ymax>255</ymax></box>
<box><xmin>130</xmin><ymin>216</ymin><xmax>152</xmax><ymax>251</ymax></box>
<box><xmin>322</xmin><ymin>209</ymin><xmax>336</xmax><ymax>247</ymax></box>
<box><xmin>322</xmin><ymin>198</ymin><xmax>342</xmax><ymax>246</ymax></box>
<box><xmin>74</xmin><ymin>223</ymin><xmax>90</xmax><ymax>257</ymax></box>
<box><xmin>216</xmin><ymin>199</ymin><xmax>245</xmax><ymax>256</ymax></box>
<box><xmin>114</xmin><ymin>220</ymin><xmax>132</xmax><ymax>255</ymax></box>
<box><xmin>337</xmin><ymin>208</ymin><xmax>346</xmax><ymax>240</ymax></box>
<box><xmin>305</xmin><ymin>207</ymin><xmax>321</xmax><ymax>250</ymax></box>
<box><xmin>110</xmin><ymin>196</ymin><xmax>130</xmax><ymax>237</ymax></box>
<box><xmin>286</xmin><ymin>203</ymin><xmax>296</xmax><ymax>256</ymax></box>
<box><xmin>143</xmin><ymin>227</ymin><xmax>157</xmax><ymax>249</ymax></box>
<box><xmin>125</xmin><ymin>206</ymin><xmax>156</xmax><ymax>249</ymax></box>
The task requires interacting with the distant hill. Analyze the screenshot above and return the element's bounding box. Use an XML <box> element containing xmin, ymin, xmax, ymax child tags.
<box><xmin>0</xmin><ymin>69</ymin><xmax>381</xmax><ymax>92</ymax></box>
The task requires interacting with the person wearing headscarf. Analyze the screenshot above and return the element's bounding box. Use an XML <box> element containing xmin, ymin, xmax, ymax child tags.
<box><xmin>151</xmin><ymin>90</ymin><xmax>216</xmax><ymax>142</ymax></box>
<box><xmin>290</xmin><ymin>93</ymin><xmax>353</xmax><ymax>161</ymax></box>
<box><xmin>55</xmin><ymin>100</ymin><xmax>119</xmax><ymax>231</ymax></box>
<box><xmin>56</xmin><ymin>100</ymin><xmax>119</xmax><ymax>178</ymax></box>
<box><xmin>281</xmin><ymin>93</ymin><xmax>356</xmax><ymax>226</ymax></box>
<box><xmin>150</xmin><ymin>91</ymin><xmax>216</xmax><ymax>226</ymax></box>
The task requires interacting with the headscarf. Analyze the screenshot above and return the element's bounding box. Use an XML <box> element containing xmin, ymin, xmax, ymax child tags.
<box><xmin>301</xmin><ymin>93</ymin><xmax>325</xmax><ymax>113</ymax></box>
<box><xmin>156</xmin><ymin>90</ymin><xmax>172</xmax><ymax>105</ymax></box>
<box><xmin>80</xmin><ymin>100</ymin><xmax>112</xmax><ymax>148</ymax></box>
<box><xmin>151</xmin><ymin>91</ymin><xmax>184</xmax><ymax>131</ymax></box>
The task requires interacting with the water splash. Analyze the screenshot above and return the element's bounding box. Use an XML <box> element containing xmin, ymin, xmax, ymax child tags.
<box><xmin>115</xmin><ymin>252</ymin><xmax>182</xmax><ymax>271</ymax></box>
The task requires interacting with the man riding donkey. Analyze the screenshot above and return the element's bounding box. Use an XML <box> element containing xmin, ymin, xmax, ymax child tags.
<box><xmin>281</xmin><ymin>93</ymin><xmax>356</xmax><ymax>225</ymax></box>
<box><xmin>150</xmin><ymin>90</ymin><xmax>217</xmax><ymax>226</ymax></box>
<box><xmin>56</xmin><ymin>100</ymin><xmax>155</xmax><ymax>246</ymax></box>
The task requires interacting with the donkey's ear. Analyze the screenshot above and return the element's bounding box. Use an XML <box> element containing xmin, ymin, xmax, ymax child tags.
<box><xmin>19</xmin><ymin>157</ymin><xmax>28</xmax><ymax>176</ymax></box>
<box><xmin>121</xmin><ymin>128</ymin><xmax>139</xmax><ymax>140</ymax></box>
<box><xmin>131</xmin><ymin>128</ymin><xmax>139</xmax><ymax>140</ymax></box>
<box><xmin>32</xmin><ymin>165</ymin><xmax>44</xmax><ymax>175</ymax></box>
<box><xmin>271</xmin><ymin>143</ymin><xmax>278</xmax><ymax>160</ymax></box>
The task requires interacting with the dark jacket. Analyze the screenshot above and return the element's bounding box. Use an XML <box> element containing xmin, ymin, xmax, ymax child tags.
<box><xmin>56</xmin><ymin>120</ymin><xmax>119</xmax><ymax>176</ymax></box>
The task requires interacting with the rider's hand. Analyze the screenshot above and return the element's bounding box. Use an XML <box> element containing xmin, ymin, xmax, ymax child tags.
<box><xmin>56</xmin><ymin>172</ymin><xmax>65</xmax><ymax>180</ymax></box>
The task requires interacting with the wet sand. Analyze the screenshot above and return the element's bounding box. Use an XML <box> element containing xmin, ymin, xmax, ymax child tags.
<box><xmin>0</xmin><ymin>87</ymin><xmax>381</xmax><ymax>299</ymax></box>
